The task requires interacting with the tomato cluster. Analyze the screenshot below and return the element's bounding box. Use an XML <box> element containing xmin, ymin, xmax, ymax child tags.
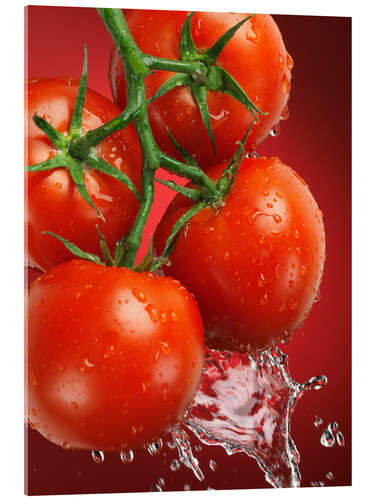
<box><xmin>25</xmin><ymin>9</ymin><xmax>325</xmax><ymax>453</ymax></box>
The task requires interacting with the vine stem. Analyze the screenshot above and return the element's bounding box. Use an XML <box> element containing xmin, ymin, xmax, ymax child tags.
<box><xmin>91</xmin><ymin>8</ymin><xmax>218</xmax><ymax>268</ymax></box>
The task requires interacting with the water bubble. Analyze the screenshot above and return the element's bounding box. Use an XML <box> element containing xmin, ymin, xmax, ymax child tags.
<box><xmin>148</xmin><ymin>439</ymin><xmax>163</xmax><ymax>456</ymax></box>
<box><xmin>209</xmin><ymin>460</ymin><xmax>218</xmax><ymax>472</ymax></box>
<box><xmin>326</xmin><ymin>472</ymin><xmax>335</xmax><ymax>481</ymax></box>
<box><xmin>120</xmin><ymin>449</ymin><xmax>134</xmax><ymax>464</ymax></box>
<box><xmin>336</xmin><ymin>431</ymin><xmax>345</xmax><ymax>447</ymax></box>
<box><xmin>320</xmin><ymin>430</ymin><xmax>335</xmax><ymax>447</ymax></box>
<box><xmin>314</xmin><ymin>417</ymin><xmax>323</xmax><ymax>428</ymax></box>
<box><xmin>170</xmin><ymin>459</ymin><xmax>181</xmax><ymax>471</ymax></box>
<box><xmin>91</xmin><ymin>450</ymin><xmax>104</xmax><ymax>463</ymax></box>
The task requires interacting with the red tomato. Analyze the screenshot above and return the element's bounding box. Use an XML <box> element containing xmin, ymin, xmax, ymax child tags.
<box><xmin>26</xmin><ymin>260</ymin><xmax>204</xmax><ymax>451</ymax></box>
<box><xmin>26</xmin><ymin>78</ymin><xmax>142</xmax><ymax>271</ymax></box>
<box><xmin>109</xmin><ymin>10</ymin><xmax>292</xmax><ymax>168</ymax></box>
<box><xmin>156</xmin><ymin>157</ymin><xmax>325</xmax><ymax>352</ymax></box>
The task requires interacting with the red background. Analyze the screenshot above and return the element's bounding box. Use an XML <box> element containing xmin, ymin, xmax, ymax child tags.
<box><xmin>25</xmin><ymin>6</ymin><xmax>351</xmax><ymax>494</ymax></box>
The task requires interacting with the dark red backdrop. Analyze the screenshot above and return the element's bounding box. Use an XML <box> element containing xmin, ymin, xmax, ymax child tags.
<box><xmin>25</xmin><ymin>6</ymin><xmax>351</xmax><ymax>494</ymax></box>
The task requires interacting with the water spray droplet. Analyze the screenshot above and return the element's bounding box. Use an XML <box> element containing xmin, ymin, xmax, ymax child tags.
<box><xmin>336</xmin><ymin>431</ymin><xmax>345</xmax><ymax>447</ymax></box>
<box><xmin>320</xmin><ymin>430</ymin><xmax>335</xmax><ymax>447</ymax></box>
<box><xmin>148</xmin><ymin>439</ymin><xmax>163</xmax><ymax>456</ymax></box>
<box><xmin>209</xmin><ymin>460</ymin><xmax>218</xmax><ymax>472</ymax></box>
<box><xmin>91</xmin><ymin>450</ymin><xmax>104</xmax><ymax>463</ymax></box>
<box><xmin>170</xmin><ymin>459</ymin><xmax>181</xmax><ymax>471</ymax></box>
<box><xmin>120</xmin><ymin>449</ymin><xmax>134</xmax><ymax>464</ymax></box>
<box><xmin>314</xmin><ymin>417</ymin><xmax>323</xmax><ymax>428</ymax></box>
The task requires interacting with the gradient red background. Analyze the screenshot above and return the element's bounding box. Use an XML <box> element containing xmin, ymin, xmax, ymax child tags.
<box><xmin>25</xmin><ymin>6</ymin><xmax>351</xmax><ymax>494</ymax></box>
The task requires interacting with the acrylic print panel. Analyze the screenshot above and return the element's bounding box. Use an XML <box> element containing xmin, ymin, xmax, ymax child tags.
<box><xmin>25</xmin><ymin>5</ymin><xmax>351</xmax><ymax>495</ymax></box>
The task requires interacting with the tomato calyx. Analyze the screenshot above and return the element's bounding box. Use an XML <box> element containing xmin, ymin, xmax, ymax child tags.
<box><xmin>25</xmin><ymin>45</ymin><xmax>141</xmax><ymax>220</ymax></box>
<box><xmin>146</xmin><ymin>12</ymin><xmax>267</xmax><ymax>155</ymax></box>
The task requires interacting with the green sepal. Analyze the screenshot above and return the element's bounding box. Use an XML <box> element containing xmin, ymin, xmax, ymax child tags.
<box><xmin>42</xmin><ymin>231</ymin><xmax>104</xmax><ymax>264</ymax></box>
<box><xmin>134</xmin><ymin>235</ymin><xmax>153</xmax><ymax>272</ymax></box>
<box><xmin>32</xmin><ymin>114</ymin><xmax>68</xmax><ymax>150</ymax></box>
<box><xmin>154</xmin><ymin>178</ymin><xmax>201</xmax><ymax>202</ymax></box>
<box><xmin>147</xmin><ymin>73</ymin><xmax>191</xmax><ymax>105</ymax></box>
<box><xmin>25</xmin><ymin>154</ymin><xmax>68</xmax><ymax>172</ymax></box>
<box><xmin>166</xmin><ymin>128</ymin><xmax>198</xmax><ymax>166</ymax></box>
<box><xmin>191</xmin><ymin>84</ymin><xmax>216</xmax><ymax>154</ymax></box>
<box><xmin>216</xmin><ymin>120</ymin><xmax>255</xmax><ymax>196</ymax></box>
<box><xmin>202</xmin><ymin>15</ymin><xmax>254</xmax><ymax>65</ymax></box>
<box><xmin>85</xmin><ymin>154</ymin><xmax>141</xmax><ymax>202</ymax></box>
<box><xmin>95</xmin><ymin>224</ymin><xmax>114</xmax><ymax>266</ymax></box>
<box><xmin>160</xmin><ymin>200</ymin><xmax>205</xmax><ymax>262</ymax></box>
<box><xmin>207</xmin><ymin>65</ymin><xmax>266</xmax><ymax>121</ymax></box>
<box><xmin>69</xmin><ymin>45</ymin><xmax>88</xmax><ymax>138</ymax></box>
<box><xmin>65</xmin><ymin>156</ymin><xmax>105</xmax><ymax>221</ymax></box>
<box><xmin>114</xmin><ymin>234</ymin><xmax>128</xmax><ymax>267</ymax></box>
<box><xmin>179</xmin><ymin>12</ymin><xmax>199</xmax><ymax>61</ymax></box>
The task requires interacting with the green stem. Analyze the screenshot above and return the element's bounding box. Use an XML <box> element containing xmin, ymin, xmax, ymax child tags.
<box><xmin>159</xmin><ymin>153</ymin><xmax>217</xmax><ymax>196</ymax></box>
<box><xmin>144</xmin><ymin>55</ymin><xmax>204</xmax><ymax>75</ymax></box>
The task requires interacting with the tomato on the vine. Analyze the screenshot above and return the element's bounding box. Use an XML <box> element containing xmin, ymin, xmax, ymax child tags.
<box><xmin>109</xmin><ymin>10</ymin><xmax>292</xmax><ymax>168</ymax></box>
<box><xmin>26</xmin><ymin>260</ymin><xmax>204</xmax><ymax>451</ymax></box>
<box><xmin>156</xmin><ymin>156</ymin><xmax>325</xmax><ymax>352</ymax></box>
<box><xmin>26</xmin><ymin>78</ymin><xmax>142</xmax><ymax>271</ymax></box>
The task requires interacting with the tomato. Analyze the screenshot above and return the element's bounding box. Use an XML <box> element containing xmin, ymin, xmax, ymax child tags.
<box><xmin>26</xmin><ymin>260</ymin><xmax>204</xmax><ymax>451</ymax></box>
<box><xmin>156</xmin><ymin>157</ymin><xmax>325</xmax><ymax>352</ymax></box>
<box><xmin>109</xmin><ymin>10</ymin><xmax>292</xmax><ymax>168</ymax></box>
<box><xmin>26</xmin><ymin>78</ymin><xmax>142</xmax><ymax>271</ymax></box>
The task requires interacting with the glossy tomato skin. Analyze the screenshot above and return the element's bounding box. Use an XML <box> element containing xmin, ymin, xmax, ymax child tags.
<box><xmin>156</xmin><ymin>157</ymin><xmax>325</xmax><ymax>352</ymax></box>
<box><xmin>109</xmin><ymin>11</ymin><xmax>292</xmax><ymax>168</ymax></box>
<box><xmin>26</xmin><ymin>78</ymin><xmax>142</xmax><ymax>271</ymax></box>
<box><xmin>26</xmin><ymin>261</ymin><xmax>204</xmax><ymax>451</ymax></box>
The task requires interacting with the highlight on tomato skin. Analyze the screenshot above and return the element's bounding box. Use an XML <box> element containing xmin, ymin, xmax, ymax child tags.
<box><xmin>26</xmin><ymin>261</ymin><xmax>205</xmax><ymax>451</ymax></box>
<box><xmin>109</xmin><ymin>10</ymin><xmax>293</xmax><ymax>168</ymax></box>
<box><xmin>25</xmin><ymin>78</ymin><xmax>142</xmax><ymax>272</ymax></box>
<box><xmin>155</xmin><ymin>156</ymin><xmax>326</xmax><ymax>353</ymax></box>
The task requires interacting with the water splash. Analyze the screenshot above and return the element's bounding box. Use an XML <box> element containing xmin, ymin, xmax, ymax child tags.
<box><xmin>179</xmin><ymin>346</ymin><xmax>327</xmax><ymax>488</ymax></box>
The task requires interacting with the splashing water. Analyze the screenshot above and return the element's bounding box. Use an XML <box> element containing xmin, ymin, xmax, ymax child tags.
<box><xmin>89</xmin><ymin>346</ymin><xmax>328</xmax><ymax>490</ymax></box>
<box><xmin>179</xmin><ymin>346</ymin><xmax>327</xmax><ymax>488</ymax></box>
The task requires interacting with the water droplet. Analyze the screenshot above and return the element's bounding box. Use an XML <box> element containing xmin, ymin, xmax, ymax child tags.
<box><xmin>159</xmin><ymin>341</ymin><xmax>171</xmax><ymax>355</ymax></box>
<box><xmin>91</xmin><ymin>450</ymin><xmax>104</xmax><ymax>463</ymax></box>
<box><xmin>133</xmin><ymin>289</ymin><xmax>147</xmax><ymax>303</ymax></box>
<box><xmin>328</xmin><ymin>422</ymin><xmax>338</xmax><ymax>433</ymax></box>
<box><xmin>282</xmin><ymin>74</ymin><xmax>291</xmax><ymax>94</ymax></box>
<box><xmin>150</xmin><ymin>483</ymin><xmax>162</xmax><ymax>492</ymax></box>
<box><xmin>272</xmin><ymin>214</ymin><xmax>282</xmax><ymax>224</ymax></box>
<box><xmin>314</xmin><ymin>417</ymin><xmax>323</xmax><ymax>428</ymax></box>
<box><xmin>167</xmin><ymin>441</ymin><xmax>176</xmax><ymax>449</ymax></box>
<box><xmin>279</xmin><ymin>54</ymin><xmax>285</xmax><ymax>69</ymax></box>
<box><xmin>120</xmin><ymin>449</ymin><xmax>134</xmax><ymax>463</ymax></box>
<box><xmin>320</xmin><ymin>430</ymin><xmax>335</xmax><ymax>447</ymax></box>
<box><xmin>259</xmin><ymin>293</ymin><xmax>269</xmax><ymax>306</ymax></box>
<box><xmin>294</xmin><ymin>229</ymin><xmax>300</xmax><ymax>239</ymax></box>
<box><xmin>62</xmin><ymin>442</ymin><xmax>71</xmax><ymax>450</ymax></box>
<box><xmin>148</xmin><ymin>439</ymin><xmax>163</xmax><ymax>456</ymax></box>
<box><xmin>270</xmin><ymin>124</ymin><xmax>281</xmax><ymax>137</ymax></box>
<box><xmin>261</xmin><ymin>176</ymin><xmax>269</xmax><ymax>185</ymax></box>
<box><xmin>146</xmin><ymin>304</ymin><xmax>158</xmax><ymax>323</ymax></box>
<box><xmin>184</xmin><ymin>484</ymin><xmax>191</xmax><ymax>490</ymax></box>
<box><xmin>223</xmin><ymin>250</ymin><xmax>230</xmax><ymax>261</ymax></box>
<box><xmin>78</xmin><ymin>355</ymin><xmax>95</xmax><ymax>373</ymax></box>
<box><xmin>286</xmin><ymin>53</ymin><xmax>294</xmax><ymax>70</ymax></box>
<box><xmin>257</xmin><ymin>274</ymin><xmax>266</xmax><ymax>287</ymax></box>
<box><xmin>280</xmin><ymin>104</ymin><xmax>289</xmax><ymax>121</ymax></box>
<box><xmin>170</xmin><ymin>459</ymin><xmax>181</xmax><ymax>471</ymax></box>
<box><xmin>326</xmin><ymin>472</ymin><xmax>334</xmax><ymax>481</ymax></box>
<box><xmin>170</xmin><ymin>311</ymin><xmax>178</xmax><ymax>322</ymax></box>
<box><xmin>71</xmin><ymin>401</ymin><xmax>79</xmax><ymax>409</ymax></box>
<box><xmin>55</xmin><ymin>182</ymin><xmax>62</xmax><ymax>190</ymax></box>
<box><xmin>194</xmin><ymin>444</ymin><xmax>202</xmax><ymax>452</ymax></box>
<box><xmin>209</xmin><ymin>460</ymin><xmax>218</xmax><ymax>471</ymax></box>
<box><xmin>336</xmin><ymin>431</ymin><xmax>345</xmax><ymax>447</ymax></box>
<box><xmin>314</xmin><ymin>288</ymin><xmax>321</xmax><ymax>303</ymax></box>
